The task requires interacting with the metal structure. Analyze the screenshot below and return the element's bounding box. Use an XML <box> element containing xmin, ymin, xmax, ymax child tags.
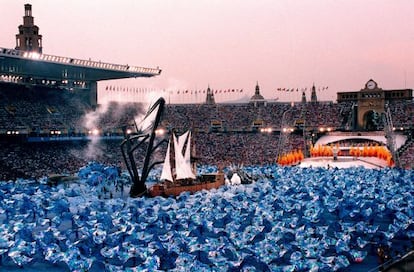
<box><xmin>120</xmin><ymin>97</ymin><xmax>166</xmax><ymax>197</ymax></box>
<box><xmin>382</xmin><ymin>103</ymin><xmax>400</xmax><ymax>167</ymax></box>
<box><xmin>277</xmin><ymin>107</ymin><xmax>293</xmax><ymax>157</ymax></box>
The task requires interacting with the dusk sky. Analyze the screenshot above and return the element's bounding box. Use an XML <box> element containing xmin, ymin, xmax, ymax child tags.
<box><xmin>1</xmin><ymin>0</ymin><xmax>414</xmax><ymax>103</ymax></box>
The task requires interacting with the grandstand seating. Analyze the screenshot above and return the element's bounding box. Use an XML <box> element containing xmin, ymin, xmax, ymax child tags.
<box><xmin>1</xmin><ymin>82</ymin><xmax>411</xmax><ymax>136</ymax></box>
<box><xmin>399</xmin><ymin>139</ymin><xmax>414</xmax><ymax>169</ymax></box>
<box><xmin>0</xmin><ymin>83</ymin><xmax>412</xmax><ymax>180</ymax></box>
<box><xmin>388</xmin><ymin>100</ymin><xmax>414</xmax><ymax>128</ymax></box>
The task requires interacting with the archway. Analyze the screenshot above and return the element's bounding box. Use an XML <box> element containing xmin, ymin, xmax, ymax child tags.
<box><xmin>363</xmin><ymin>110</ymin><xmax>381</xmax><ymax>131</ymax></box>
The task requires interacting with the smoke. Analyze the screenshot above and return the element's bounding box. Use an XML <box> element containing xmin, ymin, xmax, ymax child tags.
<box><xmin>81</xmin><ymin>102</ymin><xmax>110</xmax><ymax>161</ymax></box>
<box><xmin>77</xmin><ymin>89</ymin><xmax>167</xmax><ymax>163</ymax></box>
<box><xmin>75</xmin><ymin>76</ymin><xmax>192</xmax><ymax>164</ymax></box>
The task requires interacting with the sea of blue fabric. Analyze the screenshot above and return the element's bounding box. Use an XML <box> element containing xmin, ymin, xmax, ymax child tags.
<box><xmin>0</xmin><ymin>162</ymin><xmax>413</xmax><ymax>271</ymax></box>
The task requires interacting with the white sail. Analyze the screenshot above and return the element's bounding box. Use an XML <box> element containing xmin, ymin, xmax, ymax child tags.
<box><xmin>183</xmin><ymin>131</ymin><xmax>196</xmax><ymax>179</ymax></box>
<box><xmin>177</xmin><ymin>131</ymin><xmax>189</xmax><ymax>154</ymax></box>
<box><xmin>174</xmin><ymin>131</ymin><xmax>195</xmax><ymax>180</ymax></box>
<box><xmin>160</xmin><ymin>140</ymin><xmax>173</xmax><ymax>182</ymax></box>
<box><xmin>184</xmin><ymin>131</ymin><xmax>191</xmax><ymax>167</ymax></box>
<box><xmin>174</xmin><ymin>134</ymin><xmax>187</xmax><ymax>180</ymax></box>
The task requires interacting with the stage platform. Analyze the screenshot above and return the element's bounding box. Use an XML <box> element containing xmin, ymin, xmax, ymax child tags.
<box><xmin>299</xmin><ymin>156</ymin><xmax>388</xmax><ymax>169</ymax></box>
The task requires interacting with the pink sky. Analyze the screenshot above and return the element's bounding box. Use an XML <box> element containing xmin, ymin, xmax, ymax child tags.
<box><xmin>1</xmin><ymin>0</ymin><xmax>414</xmax><ymax>103</ymax></box>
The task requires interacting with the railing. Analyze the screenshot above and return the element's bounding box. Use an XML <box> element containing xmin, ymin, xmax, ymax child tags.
<box><xmin>327</xmin><ymin>131</ymin><xmax>385</xmax><ymax>136</ymax></box>
<box><xmin>0</xmin><ymin>47</ymin><xmax>161</xmax><ymax>75</ymax></box>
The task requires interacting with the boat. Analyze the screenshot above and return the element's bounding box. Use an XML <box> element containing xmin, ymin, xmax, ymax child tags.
<box><xmin>148</xmin><ymin>130</ymin><xmax>225</xmax><ymax>197</ymax></box>
<box><xmin>120</xmin><ymin>97</ymin><xmax>224</xmax><ymax>197</ymax></box>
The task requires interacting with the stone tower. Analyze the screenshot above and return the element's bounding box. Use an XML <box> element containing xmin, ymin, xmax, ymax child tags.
<box><xmin>15</xmin><ymin>4</ymin><xmax>43</xmax><ymax>53</ymax></box>
<box><xmin>205</xmin><ymin>85</ymin><xmax>215</xmax><ymax>105</ymax></box>
<box><xmin>250</xmin><ymin>81</ymin><xmax>266</xmax><ymax>107</ymax></box>
<box><xmin>301</xmin><ymin>90</ymin><xmax>307</xmax><ymax>104</ymax></box>
<box><xmin>250</xmin><ymin>81</ymin><xmax>264</xmax><ymax>101</ymax></box>
<box><xmin>310</xmin><ymin>84</ymin><xmax>318</xmax><ymax>103</ymax></box>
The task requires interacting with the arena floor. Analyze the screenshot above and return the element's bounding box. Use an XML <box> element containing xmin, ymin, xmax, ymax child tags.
<box><xmin>299</xmin><ymin>156</ymin><xmax>388</xmax><ymax>169</ymax></box>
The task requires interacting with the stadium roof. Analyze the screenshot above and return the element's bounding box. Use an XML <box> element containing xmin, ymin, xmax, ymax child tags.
<box><xmin>0</xmin><ymin>47</ymin><xmax>161</xmax><ymax>82</ymax></box>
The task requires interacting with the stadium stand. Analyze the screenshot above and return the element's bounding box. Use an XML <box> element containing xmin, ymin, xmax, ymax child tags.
<box><xmin>399</xmin><ymin>139</ymin><xmax>414</xmax><ymax>169</ymax></box>
<box><xmin>0</xmin><ymin>82</ymin><xmax>413</xmax><ymax>180</ymax></box>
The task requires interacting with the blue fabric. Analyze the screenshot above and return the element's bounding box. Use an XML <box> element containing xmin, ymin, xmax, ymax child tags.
<box><xmin>0</xmin><ymin>163</ymin><xmax>413</xmax><ymax>271</ymax></box>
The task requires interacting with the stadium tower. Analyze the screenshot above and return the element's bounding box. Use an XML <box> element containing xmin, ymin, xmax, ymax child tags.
<box><xmin>301</xmin><ymin>90</ymin><xmax>307</xmax><ymax>103</ymax></box>
<box><xmin>1</xmin><ymin>4</ymin><xmax>161</xmax><ymax>107</ymax></box>
<box><xmin>15</xmin><ymin>4</ymin><xmax>42</xmax><ymax>53</ymax></box>
<box><xmin>310</xmin><ymin>84</ymin><xmax>318</xmax><ymax>103</ymax></box>
<box><xmin>205</xmin><ymin>85</ymin><xmax>215</xmax><ymax>104</ymax></box>
<box><xmin>251</xmin><ymin>81</ymin><xmax>264</xmax><ymax>101</ymax></box>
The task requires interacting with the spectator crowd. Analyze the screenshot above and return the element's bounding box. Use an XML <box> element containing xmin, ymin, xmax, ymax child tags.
<box><xmin>0</xmin><ymin>83</ymin><xmax>412</xmax><ymax>180</ymax></box>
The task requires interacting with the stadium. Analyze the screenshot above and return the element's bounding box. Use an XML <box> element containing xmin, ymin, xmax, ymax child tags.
<box><xmin>0</xmin><ymin>3</ymin><xmax>413</xmax><ymax>272</ymax></box>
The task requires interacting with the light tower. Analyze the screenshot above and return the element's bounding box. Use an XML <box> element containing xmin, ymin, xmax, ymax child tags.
<box><xmin>15</xmin><ymin>4</ymin><xmax>43</xmax><ymax>53</ymax></box>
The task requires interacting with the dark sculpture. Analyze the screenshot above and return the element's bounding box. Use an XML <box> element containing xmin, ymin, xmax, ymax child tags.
<box><xmin>120</xmin><ymin>97</ymin><xmax>166</xmax><ymax>197</ymax></box>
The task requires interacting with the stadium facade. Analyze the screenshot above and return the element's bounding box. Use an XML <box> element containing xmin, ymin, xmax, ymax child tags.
<box><xmin>337</xmin><ymin>79</ymin><xmax>412</xmax><ymax>130</ymax></box>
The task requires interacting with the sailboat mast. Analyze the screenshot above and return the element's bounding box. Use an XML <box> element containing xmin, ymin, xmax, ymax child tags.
<box><xmin>191</xmin><ymin>131</ymin><xmax>197</xmax><ymax>174</ymax></box>
<box><xmin>170</xmin><ymin>132</ymin><xmax>176</xmax><ymax>181</ymax></box>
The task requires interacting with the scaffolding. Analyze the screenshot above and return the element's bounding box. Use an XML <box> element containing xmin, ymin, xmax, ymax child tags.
<box><xmin>382</xmin><ymin>103</ymin><xmax>400</xmax><ymax>167</ymax></box>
